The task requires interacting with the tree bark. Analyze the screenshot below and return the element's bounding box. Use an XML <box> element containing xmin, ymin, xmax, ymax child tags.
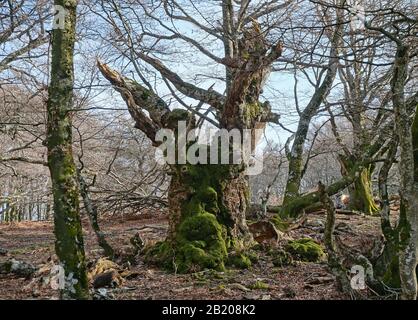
<box><xmin>319</xmin><ymin>182</ymin><xmax>354</xmax><ymax>296</ymax></box>
<box><xmin>143</xmin><ymin>107</ymin><xmax>255</xmax><ymax>273</ymax></box>
<box><xmin>391</xmin><ymin>44</ymin><xmax>418</xmax><ymax>300</ymax></box>
<box><xmin>348</xmin><ymin>167</ymin><xmax>378</xmax><ymax>214</ymax></box>
<box><xmin>372</xmin><ymin>137</ymin><xmax>401</xmax><ymax>288</ymax></box>
<box><xmin>46</xmin><ymin>0</ymin><xmax>89</xmax><ymax>299</ymax></box>
<box><xmin>339</xmin><ymin>155</ymin><xmax>379</xmax><ymax>215</ymax></box>
<box><xmin>150</xmin><ymin>162</ymin><xmax>253</xmax><ymax>273</ymax></box>
<box><xmin>413</xmin><ymin>104</ymin><xmax>418</xmax><ymax>183</ymax></box>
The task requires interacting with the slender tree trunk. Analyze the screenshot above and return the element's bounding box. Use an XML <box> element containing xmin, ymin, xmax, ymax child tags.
<box><xmin>46</xmin><ymin>0</ymin><xmax>89</xmax><ymax>299</ymax></box>
<box><xmin>391</xmin><ymin>44</ymin><xmax>418</xmax><ymax>300</ymax></box>
<box><xmin>9</xmin><ymin>204</ymin><xmax>15</xmax><ymax>222</ymax></box>
<box><xmin>221</xmin><ymin>0</ymin><xmax>235</xmax><ymax>93</ymax></box>
<box><xmin>77</xmin><ymin>171</ymin><xmax>114</xmax><ymax>259</ymax></box>
<box><xmin>319</xmin><ymin>182</ymin><xmax>354</xmax><ymax>295</ymax></box>
<box><xmin>4</xmin><ymin>202</ymin><xmax>10</xmax><ymax>223</ymax></box>
<box><xmin>29</xmin><ymin>203</ymin><xmax>33</xmax><ymax>221</ymax></box>
<box><xmin>373</xmin><ymin>137</ymin><xmax>401</xmax><ymax>288</ymax></box>
<box><xmin>16</xmin><ymin>206</ymin><xmax>21</xmax><ymax>222</ymax></box>
<box><xmin>281</xmin><ymin>8</ymin><xmax>343</xmax><ymax>217</ymax></box>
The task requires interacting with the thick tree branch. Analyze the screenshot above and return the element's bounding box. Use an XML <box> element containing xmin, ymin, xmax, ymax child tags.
<box><xmin>97</xmin><ymin>61</ymin><xmax>166</xmax><ymax>144</ymax></box>
<box><xmin>134</xmin><ymin>52</ymin><xmax>226</xmax><ymax>109</ymax></box>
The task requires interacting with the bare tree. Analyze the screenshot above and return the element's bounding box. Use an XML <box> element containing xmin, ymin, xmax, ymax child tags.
<box><xmin>94</xmin><ymin>0</ymin><xmax>286</xmax><ymax>272</ymax></box>
<box><xmin>281</xmin><ymin>0</ymin><xmax>344</xmax><ymax>217</ymax></box>
<box><xmin>46</xmin><ymin>0</ymin><xmax>89</xmax><ymax>299</ymax></box>
<box><xmin>364</xmin><ymin>0</ymin><xmax>418</xmax><ymax>300</ymax></box>
<box><xmin>0</xmin><ymin>0</ymin><xmax>49</xmax><ymax>74</ymax></box>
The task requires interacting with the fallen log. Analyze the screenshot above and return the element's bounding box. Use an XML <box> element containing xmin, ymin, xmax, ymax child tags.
<box><xmin>271</xmin><ymin>214</ymin><xmax>308</xmax><ymax>232</ymax></box>
<box><xmin>250</xmin><ymin>203</ymin><xmax>362</xmax><ymax>216</ymax></box>
<box><xmin>307</xmin><ymin>209</ymin><xmax>362</xmax><ymax>216</ymax></box>
<box><xmin>306</xmin><ymin>276</ymin><xmax>334</xmax><ymax>285</ymax></box>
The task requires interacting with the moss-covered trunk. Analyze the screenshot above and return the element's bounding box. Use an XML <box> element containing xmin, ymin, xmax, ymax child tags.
<box><xmin>46</xmin><ymin>0</ymin><xmax>89</xmax><ymax>299</ymax></box>
<box><xmin>282</xmin><ymin>144</ymin><xmax>304</xmax><ymax>213</ymax></box>
<box><xmin>276</xmin><ymin>159</ymin><xmax>369</xmax><ymax>220</ymax></box>
<box><xmin>348</xmin><ymin>167</ymin><xmax>379</xmax><ymax>214</ymax></box>
<box><xmin>146</xmin><ymin>111</ymin><xmax>253</xmax><ymax>273</ymax></box>
<box><xmin>339</xmin><ymin>155</ymin><xmax>379</xmax><ymax>215</ymax></box>
<box><xmin>373</xmin><ymin>136</ymin><xmax>401</xmax><ymax>288</ymax></box>
<box><xmin>152</xmin><ymin>164</ymin><xmax>253</xmax><ymax>273</ymax></box>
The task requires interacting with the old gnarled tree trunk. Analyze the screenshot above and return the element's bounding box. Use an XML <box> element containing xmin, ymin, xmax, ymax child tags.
<box><xmin>98</xmin><ymin>20</ymin><xmax>282</xmax><ymax>273</ymax></box>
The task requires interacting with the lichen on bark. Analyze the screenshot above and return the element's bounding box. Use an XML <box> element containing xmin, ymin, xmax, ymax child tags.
<box><xmin>46</xmin><ymin>0</ymin><xmax>89</xmax><ymax>299</ymax></box>
<box><xmin>389</xmin><ymin>43</ymin><xmax>417</xmax><ymax>300</ymax></box>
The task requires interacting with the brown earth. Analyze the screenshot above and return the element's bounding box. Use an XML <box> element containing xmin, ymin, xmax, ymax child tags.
<box><xmin>0</xmin><ymin>211</ymin><xmax>387</xmax><ymax>300</ymax></box>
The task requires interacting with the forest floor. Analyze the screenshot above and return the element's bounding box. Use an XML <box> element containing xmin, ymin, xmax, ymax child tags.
<box><xmin>0</xmin><ymin>210</ymin><xmax>388</xmax><ymax>300</ymax></box>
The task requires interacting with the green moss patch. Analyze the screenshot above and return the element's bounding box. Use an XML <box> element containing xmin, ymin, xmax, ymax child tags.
<box><xmin>285</xmin><ymin>238</ymin><xmax>325</xmax><ymax>262</ymax></box>
<box><xmin>271</xmin><ymin>215</ymin><xmax>292</xmax><ymax>232</ymax></box>
<box><xmin>175</xmin><ymin>212</ymin><xmax>228</xmax><ymax>273</ymax></box>
<box><xmin>145</xmin><ymin>147</ymin><xmax>253</xmax><ymax>274</ymax></box>
<box><xmin>227</xmin><ymin>253</ymin><xmax>252</xmax><ymax>269</ymax></box>
<box><xmin>381</xmin><ymin>255</ymin><xmax>401</xmax><ymax>289</ymax></box>
<box><xmin>249</xmin><ymin>280</ymin><xmax>269</xmax><ymax>290</ymax></box>
<box><xmin>144</xmin><ymin>241</ymin><xmax>175</xmax><ymax>270</ymax></box>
